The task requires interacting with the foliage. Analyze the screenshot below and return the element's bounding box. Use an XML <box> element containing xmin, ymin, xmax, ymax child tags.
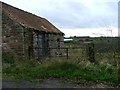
<box><xmin>2</xmin><ymin>57</ymin><xmax>119</xmax><ymax>86</ymax></box>
<box><xmin>2</xmin><ymin>37</ymin><xmax>120</xmax><ymax>86</ymax></box>
<box><xmin>2</xmin><ymin>52</ymin><xmax>15</xmax><ymax>63</ymax></box>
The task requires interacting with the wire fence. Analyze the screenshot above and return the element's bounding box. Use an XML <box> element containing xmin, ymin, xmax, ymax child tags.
<box><xmin>29</xmin><ymin>42</ymin><xmax>120</xmax><ymax>63</ymax></box>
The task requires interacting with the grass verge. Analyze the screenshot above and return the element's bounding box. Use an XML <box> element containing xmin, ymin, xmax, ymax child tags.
<box><xmin>2</xmin><ymin>58</ymin><xmax>119</xmax><ymax>86</ymax></box>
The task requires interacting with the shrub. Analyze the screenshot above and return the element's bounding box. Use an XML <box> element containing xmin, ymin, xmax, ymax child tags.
<box><xmin>2</xmin><ymin>52</ymin><xmax>15</xmax><ymax>63</ymax></box>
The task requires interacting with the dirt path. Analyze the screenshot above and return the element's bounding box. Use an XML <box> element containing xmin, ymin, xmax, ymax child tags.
<box><xmin>2</xmin><ymin>79</ymin><xmax>118</xmax><ymax>88</ymax></box>
<box><xmin>2</xmin><ymin>79</ymin><xmax>75</xmax><ymax>88</ymax></box>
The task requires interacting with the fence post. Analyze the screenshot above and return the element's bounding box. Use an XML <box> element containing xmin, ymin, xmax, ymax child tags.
<box><xmin>49</xmin><ymin>48</ymin><xmax>51</xmax><ymax>57</ymax></box>
<box><xmin>28</xmin><ymin>46</ymin><xmax>31</xmax><ymax>60</ymax></box>
<box><xmin>66</xmin><ymin>48</ymin><xmax>68</xmax><ymax>59</ymax></box>
<box><xmin>87</xmin><ymin>43</ymin><xmax>95</xmax><ymax>62</ymax></box>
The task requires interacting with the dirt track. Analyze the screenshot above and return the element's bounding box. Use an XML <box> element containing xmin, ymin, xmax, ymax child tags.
<box><xmin>2</xmin><ymin>79</ymin><xmax>118</xmax><ymax>88</ymax></box>
<box><xmin>2</xmin><ymin>79</ymin><xmax>75</xmax><ymax>88</ymax></box>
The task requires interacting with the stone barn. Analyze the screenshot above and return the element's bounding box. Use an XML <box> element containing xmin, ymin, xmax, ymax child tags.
<box><xmin>1</xmin><ymin>2</ymin><xmax>64</xmax><ymax>60</ymax></box>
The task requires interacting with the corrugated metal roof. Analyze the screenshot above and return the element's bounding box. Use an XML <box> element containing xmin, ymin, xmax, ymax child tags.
<box><xmin>2</xmin><ymin>2</ymin><xmax>64</xmax><ymax>34</ymax></box>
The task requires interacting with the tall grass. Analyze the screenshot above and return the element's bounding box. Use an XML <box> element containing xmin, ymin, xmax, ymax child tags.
<box><xmin>3</xmin><ymin>56</ymin><xmax>119</xmax><ymax>86</ymax></box>
<box><xmin>2</xmin><ymin>37</ymin><xmax>120</xmax><ymax>86</ymax></box>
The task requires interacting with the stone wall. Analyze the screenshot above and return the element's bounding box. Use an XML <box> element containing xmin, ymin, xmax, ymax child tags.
<box><xmin>2</xmin><ymin>12</ymin><xmax>64</xmax><ymax>60</ymax></box>
<box><xmin>48</xmin><ymin>33</ymin><xmax>64</xmax><ymax>56</ymax></box>
<box><xmin>32</xmin><ymin>32</ymin><xmax>64</xmax><ymax>58</ymax></box>
<box><xmin>2</xmin><ymin>12</ymin><xmax>24</xmax><ymax>60</ymax></box>
<box><xmin>2</xmin><ymin>12</ymin><xmax>33</xmax><ymax>60</ymax></box>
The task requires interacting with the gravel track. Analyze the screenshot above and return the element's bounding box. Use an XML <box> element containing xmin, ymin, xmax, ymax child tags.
<box><xmin>2</xmin><ymin>79</ymin><xmax>118</xmax><ymax>88</ymax></box>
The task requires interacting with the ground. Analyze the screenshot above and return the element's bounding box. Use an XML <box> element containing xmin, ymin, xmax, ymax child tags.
<box><xmin>2</xmin><ymin>79</ymin><xmax>118</xmax><ymax>88</ymax></box>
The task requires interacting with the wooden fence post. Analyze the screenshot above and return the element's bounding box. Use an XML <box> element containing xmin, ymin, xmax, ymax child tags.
<box><xmin>87</xmin><ymin>43</ymin><xmax>95</xmax><ymax>62</ymax></box>
<box><xmin>66</xmin><ymin>48</ymin><xmax>68</xmax><ymax>59</ymax></box>
<box><xmin>28</xmin><ymin>46</ymin><xmax>31</xmax><ymax>60</ymax></box>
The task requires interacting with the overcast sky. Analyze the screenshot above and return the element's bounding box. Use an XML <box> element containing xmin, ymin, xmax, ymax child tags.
<box><xmin>1</xmin><ymin>0</ymin><xmax>119</xmax><ymax>37</ymax></box>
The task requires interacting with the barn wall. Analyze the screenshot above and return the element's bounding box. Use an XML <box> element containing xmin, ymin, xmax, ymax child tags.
<box><xmin>48</xmin><ymin>33</ymin><xmax>64</xmax><ymax>48</ymax></box>
<box><xmin>2</xmin><ymin>12</ymin><xmax>23</xmax><ymax>60</ymax></box>
<box><xmin>2</xmin><ymin>12</ymin><xmax>32</xmax><ymax>60</ymax></box>
<box><xmin>32</xmin><ymin>32</ymin><xmax>64</xmax><ymax>58</ymax></box>
<box><xmin>2</xmin><ymin>11</ymin><xmax>64</xmax><ymax>61</ymax></box>
<box><xmin>48</xmin><ymin>33</ymin><xmax>64</xmax><ymax>56</ymax></box>
<box><xmin>23</xmin><ymin>28</ymin><xmax>33</xmax><ymax>59</ymax></box>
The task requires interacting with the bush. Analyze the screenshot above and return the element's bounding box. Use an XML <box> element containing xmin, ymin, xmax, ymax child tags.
<box><xmin>46</xmin><ymin>60</ymin><xmax>79</xmax><ymax>70</ymax></box>
<box><xmin>2</xmin><ymin>57</ymin><xmax>119</xmax><ymax>85</ymax></box>
<box><xmin>2</xmin><ymin>52</ymin><xmax>15</xmax><ymax>63</ymax></box>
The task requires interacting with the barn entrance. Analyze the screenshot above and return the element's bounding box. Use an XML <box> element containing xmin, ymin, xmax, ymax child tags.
<box><xmin>38</xmin><ymin>33</ymin><xmax>49</xmax><ymax>58</ymax></box>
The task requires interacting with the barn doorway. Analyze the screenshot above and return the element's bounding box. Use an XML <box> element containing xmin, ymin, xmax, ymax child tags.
<box><xmin>38</xmin><ymin>33</ymin><xmax>49</xmax><ymax>58</ymax></box>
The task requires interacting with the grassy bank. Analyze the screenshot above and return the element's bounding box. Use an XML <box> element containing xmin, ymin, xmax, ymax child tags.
<box><xmin>2</xmin><ymin>57</ymin><xmax>119</xmax><ymax>86</ymax></box>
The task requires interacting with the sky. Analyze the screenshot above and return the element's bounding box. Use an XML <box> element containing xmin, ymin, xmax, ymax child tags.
<box><xmin>1</xmin><ymin>0</ymin><xmax>119</xmax><ymax>37</ymax></box>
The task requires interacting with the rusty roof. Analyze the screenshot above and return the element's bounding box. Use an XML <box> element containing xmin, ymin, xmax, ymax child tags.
<box><xmin>2</xmin><ymin>2</ymin><xmax>64</xmax><ymax>34</ymax></box>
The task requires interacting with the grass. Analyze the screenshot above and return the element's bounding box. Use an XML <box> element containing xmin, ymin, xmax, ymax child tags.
<box><xmin>2</xmin><ymin>41</ymin><xmax>120</xmax><ymax>86</ymax></box>
<box><xmin>2</xmin><ymin>57</ymin><xmax>119</xmax><ymax>86</ymax></box>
